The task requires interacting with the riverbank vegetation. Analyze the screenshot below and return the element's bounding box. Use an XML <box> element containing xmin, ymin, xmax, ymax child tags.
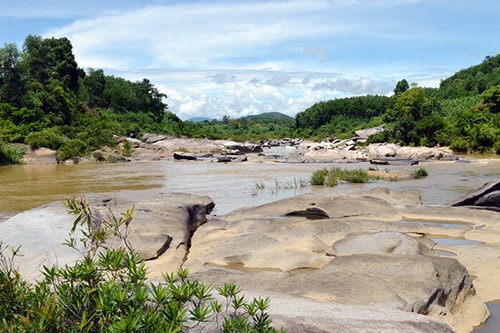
<box><xmin>0</xmin><ymin>35</ymin><xmax>499</xmax><ymax>165</ymax></box>
<box><xmin>310</xmin><ymin>167</ymin><xmax>428</xmax><ymax>186</ymax></box>
<box><xmin>0</xmin><ymin>198</ymin><xmax>282</xmax><ymax>332</ymax></box>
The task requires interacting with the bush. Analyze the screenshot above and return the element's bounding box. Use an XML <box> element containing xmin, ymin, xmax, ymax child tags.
<box><xmin>56</xmin><ymin>138</ymin><xmax>87</xmax><ymax>163</ymax></box>
<box><xmin>0</xmin><ymin>198</ymin><xmax>283</xmax><ymax>333</ymax></box>
<box><xmin>311</xmin><ymin>168</ymin><xmax>328</xmax><ymax>186</ymax></box>
<box><xmin>0</xmin><ymin>142</ymin><xmax>25</xmax><ymax>165</ymax></box>
<box><xmin>312</xmin><ymin>167</ymin><xmax>371</xmax><ymax>186</ymax></box>
<box><xmin>449</xmin><ymin>137</ymin><xmax>470</xmax><ymax>153</ymax></box>
<box><xmin>414</xmin><ymin>168</ymin><xmax>429</xmax><ymax>178</ymax></box>
<box><xmin>25</xmin><ymin>129</ymin><xmax>65</xmax><ymax>150</ymax></box>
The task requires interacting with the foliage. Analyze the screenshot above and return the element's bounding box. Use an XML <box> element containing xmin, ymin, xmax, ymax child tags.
<box><xmin>56</xmin><ymin>138</ymin><xmax>87</xmax><ymax>163</ymax></box>
<box><xmin>294</xmin><ymin>95</ymin><xmax>390</xmax><ymax>137</ymax></box>
<box><xmin>311</xmin><ymin>167</ymin><xmax>371</xmax><ymax>187</ymax></box>
<box><xmin>25</xmin><ymin>128</ymin><xmax>66</xmax><ymax>150</ymax></box>
<box><xmin>0</xmin><ymin>142</ymin><xmax>25</xmax><ymax>165</ymax></box>
<box><xmin>0</xmin><ymin>198</ymin><xmax>283</xmax><ymax>332</ymax></box>
<box><xmin>2</xmin><ymin>34</ymin><xmax>500</xmax><ymax>156</ymax></box>
<box><xmin>414</xmin><ymin>168</ymin><xmax>428</xmax><ymax>178</ymax></box>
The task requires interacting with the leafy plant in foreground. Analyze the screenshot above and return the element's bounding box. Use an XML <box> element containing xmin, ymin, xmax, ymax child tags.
<box><xmin>0</xmin><ymin>198</ymin><xmax>283</xmax><ymax>332</ymax></box>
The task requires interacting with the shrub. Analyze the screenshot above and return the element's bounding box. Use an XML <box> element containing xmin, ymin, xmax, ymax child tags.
<box><xmin>311</xmin><ymin>168</ymin><xmax>328</xmax><ymax>185</ymax></box>
<box><xmin>414</xmin><ymin>168</ymin><xmax>429</xmax><ymax>178</ymax></box>
<box><xmin>0</xmin><ymin>142</ymin><xmax>25</xmax><ymax>165</ymax></box>
<box><xmin>56</xmin><ymin>138</ymin><xmax>87</xmax><ymax>163</ymax></box>
<box><xmin>25</xmin><ymin>129</ymin><xmax>65</xmax><ymax>150</ymax></box>
<box><xmin>449</xmin><ymin>137</ymin><xmax>469</xmax><ymax>153</ymax></box>
<box><xmin>0</xmin><ymin>198</ymin><xmax>283</xmax><ymax>332</ymax></box>
<box><xmin>312</xmin><ymin>167</ymin><xmax>371</xmax><ymax>187</ymax></box>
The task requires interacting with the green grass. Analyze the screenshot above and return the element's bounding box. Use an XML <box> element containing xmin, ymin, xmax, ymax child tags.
<box><xmin>311</xmin><ymin>167</ymin><xmax>372</xmax><ymax>187</ymax></box>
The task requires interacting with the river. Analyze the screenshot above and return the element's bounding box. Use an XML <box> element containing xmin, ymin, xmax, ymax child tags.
<box><xmin>1</xmin><ymin>154</ymin><xmax>499</xmax><ymax>217</ymax></box>
<box><xmin>0</xmin><ymin>153</ymin><xmax>499</xmax><ymax>331</ymax></box>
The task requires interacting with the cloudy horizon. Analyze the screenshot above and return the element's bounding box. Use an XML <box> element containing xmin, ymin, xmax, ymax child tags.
<box><xmin>2</xmin><ymin>0</ymin><xmax>499</xmax><ymax>120</ymax></box>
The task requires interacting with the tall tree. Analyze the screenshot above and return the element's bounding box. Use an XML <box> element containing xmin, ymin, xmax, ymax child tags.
<box><xmin>0</xmin><ymin>43</ymin><xmax>26</xmax><ymax>106</ymax></box>
<box><xmin>22</xmin><ymin>35</ymin><xmax>80</xmax><ymax>93</ymax></box>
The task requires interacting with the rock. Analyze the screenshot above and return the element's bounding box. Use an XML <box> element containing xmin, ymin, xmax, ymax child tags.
<box><xmin>185</xmin><ymin>289</ymin><xmax>455</xmax><ymax>333</ymax></box>
<box><xmin>325</xmin><ymin>231</ymin><xmax>436</xmax><ymax>256</ymax></box>
<box><xmin>367</xmin><ymin>143</ymin><xmax>399</xmax><ymax>158</ymax></box>
<box><xmin>22</xmin><ymin>147</ymin><xmax>57</xmax><ymax>164</ymax></box>
<box><xmin>450</xmin><ymin>179</ymin><xmax>500</xmax><ymax>209</ymax></box>
<box><xmin>221</xmin><ymin>140</ymin><xmax>263</xmax><ymax>154</ymax></box>
<box><xmin>0</xmin><ymin>193</ymin><xmax>215</xmax><ymax>280</ymax></box>
<box><xmin>183</xmin><ymin>188</ymin><xmax>491</xmax><ymax>332</ymax></box>
<box><xmin>475</xmin><ymin>190</ymin><xmax>500</xmax><ymax>208</ymax></box>
<box><xmin>173</xmin><ymin>151</ymin><xmax>197</xmax><ymax>160</ymax></box>
<box><xmin>141</xmin><ymin>133</ymin><xmax>170</xmax><ymax>143</ymax></box>
<box><xmin>355</xmin><ymin>125</ymin><xmax>385</xmax><ymax>139</ymax></box>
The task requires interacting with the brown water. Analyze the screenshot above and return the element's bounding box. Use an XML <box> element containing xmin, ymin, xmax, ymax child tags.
<box><xmin>1</xmin><ymin>155</ymin><xmax>499</xmax><ymax>216</ymax></box>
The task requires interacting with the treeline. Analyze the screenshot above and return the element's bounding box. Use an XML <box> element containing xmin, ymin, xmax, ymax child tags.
<box><xmin>295</xmin><ymin>55</ymin><xmax>500</xmax><ymax>153</ymax></box>
<box><xmin>1</xmin><ymin>35</ymin><xmax>500</xmax><ymax>165</ymax></box>
<box><xmin>0</xmin><ymin>35</ymin><xmax>169</xmax><ymax>163</ymax></box>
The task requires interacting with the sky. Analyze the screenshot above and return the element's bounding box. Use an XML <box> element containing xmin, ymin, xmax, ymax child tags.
<box><xmin>1</xmin><ymin>0</ymin><xmax>500</xmax><ymax>120</ymax></box>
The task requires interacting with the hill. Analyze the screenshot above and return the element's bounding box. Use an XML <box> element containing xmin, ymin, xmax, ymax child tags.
<box><xmin>240</xmin><ymin>112</ymin><xmax>294</xmax><ymax>121</ymax></box>
<box><xmin>438</xmin><ymin>54</ymin><xmax>500</xmax><ymax>98</ymax></box>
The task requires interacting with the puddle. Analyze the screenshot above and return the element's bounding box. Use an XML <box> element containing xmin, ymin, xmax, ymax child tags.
<box><xmin>474</xmin><ymin>300</ymin><xmax>500</xmax><ymax>333</ymax></box>
<box><xmin>435</xmin><ymin>250</ymin><xmax>456</xmax><ymax>257</ymax></box>
<box><xmin>395</xmin><ymin>220</ymin><xmax>470</xmax><ymax>229</ymax></box>
<box><xmin>432</xmin><ymin>237</ymin><xmax>482</xmax><ymax>246</ymax></box>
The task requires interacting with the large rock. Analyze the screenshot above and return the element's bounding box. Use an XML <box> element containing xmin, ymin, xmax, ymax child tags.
<box><xmin>0</xmin><ymin>193</ymin><xmax>214</xmax><ymax>280</ymax></box>
<box><xmin>450</xmin><ymin>179</ymin><xmax>500</xmax><ymax>210</ymax></box>
<box><xmin>183</xmin><ymin>188</ymin><xmax>493</xmax><ymax>333</ymax></box>
<box><xmin>355</xmin><ymin>125</ymin><xmax>385</xmax><ymax>139</ymax></box>
<box><xmin>2</xmin><ymin>186</ymin><xmax>497</xmax><ymax>333</ymax></box>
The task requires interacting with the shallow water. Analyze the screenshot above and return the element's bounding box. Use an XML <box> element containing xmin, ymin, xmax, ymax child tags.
<box><xmin>0</xmin><ymin>155</ymin><xmax>499</xmax><ymax>216</ymax></box>
<box><xmin>475</xmin><ymin>300</ymin><xmax>500</xmax><ymax>333</ymax></box>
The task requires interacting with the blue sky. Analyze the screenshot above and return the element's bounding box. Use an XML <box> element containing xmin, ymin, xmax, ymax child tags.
<box><xmin>2</xmin><ymin>0</ymin><xmax>499</xmax><ymax>120</ymax></box>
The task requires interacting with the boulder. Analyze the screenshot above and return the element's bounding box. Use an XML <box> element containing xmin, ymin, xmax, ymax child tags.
<box><xmin>183</xmin><ymin>188</ymin><xmax>492</xmax><ymax>333</ymax></box>
<box><xmin>22</xmin><ymin>147</ymin><xmax>57</xmax><ymax>164</ymax></box>
<box><xmin>173</xmin><ymin>151</ymin><xmax>197</xmax><ymax>160</ymax></box>
<box><xmin>141</xmin><ymin>133</ymin><xmax>170</xmax><ymax>143</ymax></box>
<box><xmin>0</xmin><ymin>193</ymin><xmax>215</xmax><ymax>280</ymax></box>
<box><xmin>475</xmin><ymin>190</ymin><xmax>500</xmax><ymax>207</ymax></box>
<box><xmin>450</xmin><ymin>179</ymin><xmax>500</xmax><ymax>209</ymax></box>
<box><xmin>221</xmin><ymin>140</ymin><xmax>263</xmax><ymax>154</ymax></box>
<box><xmin>355</xmin><ymin>125</ymin><xmax>385</xmax><ymax>139</ymax></box>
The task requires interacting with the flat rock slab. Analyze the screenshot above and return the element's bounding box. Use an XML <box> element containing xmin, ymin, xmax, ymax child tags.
<box><xmin>184</xmin><ymin>187</ymin><xmax>498</xmax><ymax>333</ymax></box>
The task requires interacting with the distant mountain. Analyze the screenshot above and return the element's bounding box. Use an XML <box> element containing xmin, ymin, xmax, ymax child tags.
<box><xmin>239</xmin><ymin>112</ymin><xmax>293</xmax><ymax>121</ymax></box>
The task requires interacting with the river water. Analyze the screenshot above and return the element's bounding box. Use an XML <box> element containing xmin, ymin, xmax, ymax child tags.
<box><xmin>1</xmin><ymin>153</ymin><xmax>499</xmax><ymax>331</ymax></box>
<box><xmin>1</xmin><ymin>154</ymin><xmax>499</xmax><ymax>217</ymax></box>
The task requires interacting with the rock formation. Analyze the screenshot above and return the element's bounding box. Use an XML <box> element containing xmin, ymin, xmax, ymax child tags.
<box><xmin>2</xmin><ymin>186</ymin><xmax>498</xmax><ymax>332</ymax></box>
<box><xmin>450</xmin><ymin>179</ymin><xmax>500</xmax><ymax>211</ymax></box>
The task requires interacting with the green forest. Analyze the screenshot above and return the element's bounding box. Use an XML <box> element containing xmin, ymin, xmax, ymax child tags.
<box><xmin>1</xmin><ymin>35</ymin><xmax>499</xmax><ymax>165</ymax></box>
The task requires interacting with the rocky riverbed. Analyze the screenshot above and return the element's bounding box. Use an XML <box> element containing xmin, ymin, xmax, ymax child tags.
<box><xmin>22</xmin><ymin>133</ymin><xmax>459</xmax><ymax>165</ymax></box>
<box><xmin>1</xmin><ymin>179</ymin><xmax>499</xmax><ymax>332</ymax></box>
<box><xmin>6</xmin><ymin>135</ymin><xmax>500</xmax><ymax>332</ymax></box>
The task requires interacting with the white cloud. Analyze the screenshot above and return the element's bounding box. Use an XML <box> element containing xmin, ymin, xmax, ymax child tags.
<box><xmin>31</xmin><ymin>0</ymin><xmax>499</xmax><ymax>120</ymax></box>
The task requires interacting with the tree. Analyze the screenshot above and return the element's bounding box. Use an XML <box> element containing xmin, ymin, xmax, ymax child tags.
<box><xmin>22</xmin><ymin>35</ymin><xmax>81</xmax><ymax>93</ymax></box>
<box><xmin>0</xmin><ymin>43</ymin><xmax>27</xmax><ymax>106</ymax></box>
<box><xmin>384</xmin><ymin>87</ymin><xmax>441</xmax><ymax>145</ymax></box>
<box><xmin>394</xmin><ymin>79</ymin><xmax>409</xmax><ymax>95</ymax></box>
<box><xmin>482</xmin><ymin>85</ymin><xmax>500</xmax><ymax>113</ymax></box>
